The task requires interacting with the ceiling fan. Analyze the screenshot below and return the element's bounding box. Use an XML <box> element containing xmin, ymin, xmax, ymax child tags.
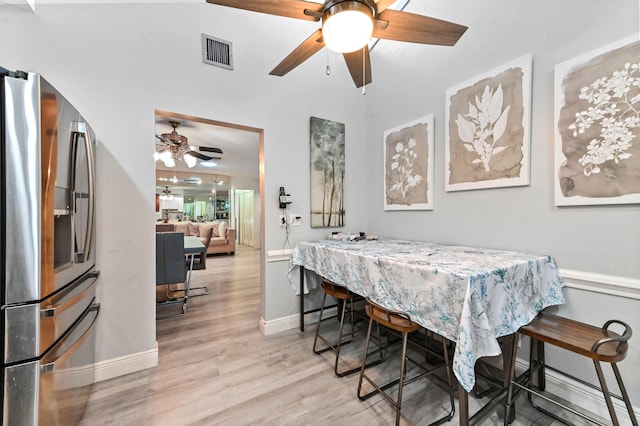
<box><xmin>155</xmin><ymin>120</ymin><xmax>223</xmax><ymax>168</ymax></box>
<box><xmin>159</xmin><ymin>186</ymin><xmax>175</xmax><ymax>200</ymax></box>
<box><xmin>205</xmin><ymin>0</ymin><xmax>467</xmax><ymax>88</ymax></box>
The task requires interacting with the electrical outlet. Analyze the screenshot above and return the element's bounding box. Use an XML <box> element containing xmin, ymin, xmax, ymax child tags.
<box><xmin>280</xmin><ymin>214</ymin><xmax>301</xmax><ymax>226</ymax></box>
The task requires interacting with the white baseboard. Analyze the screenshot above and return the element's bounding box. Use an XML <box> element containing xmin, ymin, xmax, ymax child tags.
<box><xmin>34</xmin><ymin>345</ymin><xmax>158</xmax><ymax>391</ymax></box>
<box><xmin>260</xmin><ymin>307</ymin><xmax>337</xmax><ymax>336</ymax></box>
<box><xmin>93</xmin><ymin>344</ymin><xmax>158</xmax><ymax>383</ymax></box>
<box><xmin>517</xmin><ymin>360</ymin><xmax>639</xmax><ymax>425</ymax></box>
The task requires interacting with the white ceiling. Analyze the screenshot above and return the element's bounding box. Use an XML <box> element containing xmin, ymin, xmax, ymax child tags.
<box><xmin>149</xmin><ymin>0</ymin><xmax>406</xmax><ymax>195</ymax></box>
<box><xmin>154</xmin><ymin>111</ymin><xmax>260</xmax><ymax>193</ymax></box>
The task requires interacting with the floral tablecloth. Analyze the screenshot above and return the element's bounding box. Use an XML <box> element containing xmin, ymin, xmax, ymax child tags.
<box><xmin>288</xmin><ymin>238</ymin><xmax>565</xmax><ymax>392</ymax></box>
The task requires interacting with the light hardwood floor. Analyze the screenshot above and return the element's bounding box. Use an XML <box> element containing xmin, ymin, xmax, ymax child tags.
<box><xmin>81</xmin><ymin>245</ymin><xmax>598</xmax><ymax>426</ymax></box>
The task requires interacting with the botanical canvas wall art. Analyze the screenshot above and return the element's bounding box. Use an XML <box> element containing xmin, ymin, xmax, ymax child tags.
<box><xmin>554</xmin><ymin>36</ymin><xmax>640</xmax><ymax>206</ymax></box>
<box><xmin>445</xmin><ymin>55</ymin><xmax>532</xmax><ymax>191</ymax></box>
<box><xmin>310</xmin><ymin>116</ymin><xmax>345</xmax><ymax>227</ymax></box>
<box><xmin>384</xmin><ymin>115</ymin><xmax>434</xmax><ymax>210</ymax></box>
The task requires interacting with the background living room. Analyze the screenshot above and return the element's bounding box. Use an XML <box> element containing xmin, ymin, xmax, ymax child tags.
<box><xmin>154</xmin><ymin>110</ymin><xmax>261</xmax><ymax>255</ymax></box>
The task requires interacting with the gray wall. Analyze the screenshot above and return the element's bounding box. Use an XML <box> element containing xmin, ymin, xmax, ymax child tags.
<box><xmin>366</xmin><ymin>0</ymin><xmax>639</xmax><ymax>277</ymax></box>
<box><xmin>365</xmin><ymin>0</ymin><xmax>640</xmax><ymax>411</ymax></box>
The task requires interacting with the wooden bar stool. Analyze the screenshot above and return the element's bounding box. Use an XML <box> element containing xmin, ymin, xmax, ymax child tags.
<box><xmin>504</xmin><ymin>313</ymin><xmax>638</xmax><ymax>426</ymax></box>
<box><xmin>313</xmin><ymin>279</ymin><xmax>366</xmax><ymax>377</ymax></box>
<box><xmin>357</xmin><ymin>299</ymin><xmax>455</xmax><ymax>426</ymax></box>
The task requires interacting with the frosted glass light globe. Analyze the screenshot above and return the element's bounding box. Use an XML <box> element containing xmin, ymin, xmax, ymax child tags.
<box><xmin>323</xmin><ymin>3</ymin><xmax>373</xmax><ymax>53</ymax></box>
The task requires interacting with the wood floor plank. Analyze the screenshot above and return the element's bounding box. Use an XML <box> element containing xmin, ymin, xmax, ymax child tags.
<box><xmin>82</xmin><ymin>244</ymin><xmax>601</xmax><ymax>426</ymax></box>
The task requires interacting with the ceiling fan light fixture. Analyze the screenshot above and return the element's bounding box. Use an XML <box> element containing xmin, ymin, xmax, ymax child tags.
<box><xmin>184</xmin><ymin>154</ymin><xmax>197</xmax><ymax>168</ymax></box>
<box><xmin>160</xmin><ymin>186</ymin><xmax>175</xmax><ymax>201</ymax></box>
<box><xmin>322</xmin><ymin>1</ymin><xmax>374</xmax><ymax>53</ymax></box>
<box><xmin>157</xmin><ymin>150</ymin><xmax>176</xmax><ymax>168</ymax></box>
<box><xmin>162</xmin><ymin>121</ymin><xmax>188</xmax><ymax>144</ymax></box>
<box><xmin>156</xmin><ymin>120</ymin><xmax>223</xmax><ymax>169</ymax></box>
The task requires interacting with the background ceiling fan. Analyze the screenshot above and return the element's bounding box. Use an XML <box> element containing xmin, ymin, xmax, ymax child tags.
<box><xmin>155</xmin><ymin>120</ymin><xmax>224</xmax><ymax>168</ymax></box>
<box><xmin>206</xmin><ymin>0</ymin><xmax>467</xmax><ymax>87</ymax></box>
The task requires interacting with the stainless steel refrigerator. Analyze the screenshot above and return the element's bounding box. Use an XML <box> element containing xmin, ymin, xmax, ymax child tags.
<box><xmin>1</xmin><ymin>68</ymin><xmax>100</xmax><ymax>425</ymax></box>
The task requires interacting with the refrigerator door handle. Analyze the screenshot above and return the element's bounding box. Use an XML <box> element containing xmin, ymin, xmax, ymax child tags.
<box><xmin>40</xmin><ymin>303</ymin><xmax>100</xmax><ymax>374</ymax></box>
<box><xmin>40</xmin><ymin>270</ymin><xmax>99</xmax><ymax>318</ymax></box>
<box><xmin>71</xmin><ymin>121</ymin><xmax>96</xmax><ymax>264</ymax></box>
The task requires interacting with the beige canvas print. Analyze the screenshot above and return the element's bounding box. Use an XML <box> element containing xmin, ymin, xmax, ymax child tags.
<box><xmin>445</xmin><ymin>55</ymin><xmax>532</xmax><ymax>191</ymax></box>
<box><xmin>554</xmin><ymin>36</ymin><xmax>640</xmax><ymax>206</ymax></box>
<box><xmin>384</xmin><ymin>115</ymin><xmax>434</xmax><ymax>210</ymax></box>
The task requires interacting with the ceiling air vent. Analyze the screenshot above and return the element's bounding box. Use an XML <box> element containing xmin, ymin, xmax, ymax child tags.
<box><xmin>202</xmin><ymin>34</ymin><xmax>233</xmax><ymax>70</ymax></box>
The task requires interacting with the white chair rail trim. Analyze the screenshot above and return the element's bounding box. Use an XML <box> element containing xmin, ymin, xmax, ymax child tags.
<box><xmin>560</xmin><ymin>268</ymin><xmax>640</xmax><ymax>300</ymax></box>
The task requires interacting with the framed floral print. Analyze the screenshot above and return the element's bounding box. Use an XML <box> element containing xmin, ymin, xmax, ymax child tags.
<box><xmin>384</xmin><ymin>114</ymin><xmax>434</xmax><ymax>210</ymax></box>
<box><xmin>554</xmin><ymin>35</ymin><xmax>640</xmax><ymax>206</ymax></box>
<box><xmin>445</xmin><ymin>55</ymin><xmax>532</xmax><ymax>191</ymax></box>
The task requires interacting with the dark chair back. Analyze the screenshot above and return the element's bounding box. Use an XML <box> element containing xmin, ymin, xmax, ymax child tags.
<box><xmin>156</xmin><ymin>232</ymin><xmax>186</xmax><ymax>285</ymax></box>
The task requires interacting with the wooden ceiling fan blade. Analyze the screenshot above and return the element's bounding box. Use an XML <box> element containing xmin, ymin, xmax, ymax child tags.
<box><xmin>198</xmin><ymin>146</ymin><xmax>224</xmax><ymax>154</ymax></box>
<box><xmin>205</xmin><ymin>0</ymin><xmax>322</xmax><ymax>22</ymax></box>
<box><xmin>156</xmin><ymin>134</ymin><xmax>177</xmax><ymax>145</ymax></box>
<box><xmin>373</xmin><ymin>10</ymin><xmax>467</xmax><ymax>46</ymax></box>
<box><xmin>374</xmin><ymin>0</ymin><xmax>398</xmax><ymax>13</ymax></box>
<box><xmin>343</xmin><ymin>48</ymin><xmax>372</xmax><ymax>88</ymax></box>
<box><xmin>186</xmin><ymin>151</ymin><xmax>215</xmax><ymax>161</ymax></box>
<box><xmin>270</xmin><ymin>29</ymin><xmax>325</xmax><ymax>77</ymax></box>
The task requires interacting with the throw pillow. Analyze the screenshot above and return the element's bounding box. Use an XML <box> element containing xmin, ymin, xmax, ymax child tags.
<box><xmin>188</xmin><ymin>222</ymin><xmax>200</xmax><ymax>237</ymax></box>
<box><xmin>199</xmin><ymin>223</ymin><xmax>215</xmax><ymax>240</ymax></box>
<box><xmin>218</xmin><ymin>221</ymin><xmax>227</xmax><ymax>239</ymax></box>
<box><xmin>175</xmin><ymin>222</ymin><xmax>189</xmax><ymax>235</ymax></box>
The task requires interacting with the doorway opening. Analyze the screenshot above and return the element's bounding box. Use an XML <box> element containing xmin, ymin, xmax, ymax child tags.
<box><xmin>154</xmin><ymin>109</ymin><xmax>264</xmax><ymax>325</ymax></box>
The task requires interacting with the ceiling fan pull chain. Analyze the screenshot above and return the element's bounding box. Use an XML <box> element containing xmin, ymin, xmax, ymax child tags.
<box><xmin>326</xmin><ymin>49</ymin><xmax>331</xmax><ymax>75</ymax></box>
<box><xmin>362</xmin><ymin>46</ymin><xmax>366</xmax><ymax>95</ymax></box>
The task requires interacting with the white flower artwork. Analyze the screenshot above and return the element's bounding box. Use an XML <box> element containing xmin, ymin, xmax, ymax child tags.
<box><xmin>554</xmin><ymin>36</ymin><xmax>640</xmax><ymax>206</ymax></box>
<box><xmin>384</xmin><ymin>115</ymin><xmax>434</xmax><ymax>210</ymax></box>
<box><xmin>573</xmin><ymin>63</ymin><xmax>638</xmax><ymax>176</ymax></box>
<box><xmin>445</xmin><ymin>55</ymin><xmax>532</xmax><ymax>191</ymax></box>
<box><xmin>390</xmin><ymin>138</ymin><xmax>422</xmax><ymax>197</ymax></box>
<box><xmin>455</xmin><ymin>84</ymin><xmax>511</xmax><ymax>172</ymax></box>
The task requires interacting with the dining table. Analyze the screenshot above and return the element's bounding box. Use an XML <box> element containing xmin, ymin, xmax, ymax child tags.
<box><xmin>288</xmin><ymin>238</ymin><xmax>565</xmax><ymax>424</ymax></box>
<box><xmin>184</xmin><ymin>235</ymin><xmax>206</xmax><ymax>292</ymax></box>
<box><xmin>155</xmin><ymin>233</ymin><xmax>206</xmax><ymax>319</ymax></box>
